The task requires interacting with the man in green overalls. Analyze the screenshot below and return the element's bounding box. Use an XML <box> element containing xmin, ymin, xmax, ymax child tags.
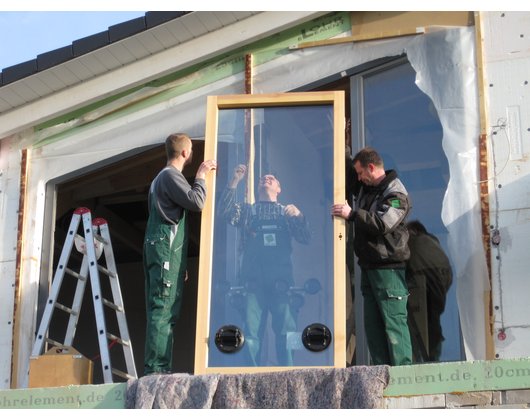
<box><xmin>143</xmin><ymin>133</ymin><xmax>216</xmax><ymax>375</ymax></box>
<box><xmin>218</xmin><ymin>165</ymin><xmax>313</xmax><ymax>366</ymax></box>
<box><xmin>332</xmin><ymin>147</ymin><xmax>412</xmax><ymax>366</ymax></box>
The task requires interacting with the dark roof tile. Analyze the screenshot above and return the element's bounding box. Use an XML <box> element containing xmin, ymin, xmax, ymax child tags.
<box><xmin>145</xmin><ymin>11</ymin><xmax>187</xmax><ymax>28</ymax></box>
<box><xmin>73</xmin><ymin>31</ymin><xmax>110</xmax><ymax>57</ymax></box>
<box><xmin>109</xmin><ymin>16</ymin><xmax>146</xmax><ymax>43</ymax></box>
<box><xmin>2</xmin><ymin>59</ymin><xmax>38</xmax><ymax>85</ymax></box>
<box><xmin>37</xmin><ymin>45</ymin><xmax>73</xmax><ymax>71</ymax></box>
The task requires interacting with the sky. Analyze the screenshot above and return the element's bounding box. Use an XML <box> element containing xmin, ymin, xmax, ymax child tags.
<box><xmin>0</xmin><ymin>11</ymin><xmax>148</xmax><ymax>71</ymax></box>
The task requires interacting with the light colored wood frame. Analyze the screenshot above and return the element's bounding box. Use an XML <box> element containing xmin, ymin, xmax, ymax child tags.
<box><xmin>194</xmin><ymin>91</ymin><xmax>346</xmax><ymax>374</ymax></box>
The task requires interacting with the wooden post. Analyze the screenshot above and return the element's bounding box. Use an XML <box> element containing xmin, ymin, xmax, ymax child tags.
<box><xmin>244</xmin><ymin>54</ymin><xmax>255</xmax><ymax>204</ymax></box>
<box><xmin>11</xmin><ymin>148</ymin><xmax>29</xmax><ymax>388</ymax></box>
<box><xmin>474</xmin><ymin>11</ymin><xmax>495</xmax><ymax>360</ymax></box>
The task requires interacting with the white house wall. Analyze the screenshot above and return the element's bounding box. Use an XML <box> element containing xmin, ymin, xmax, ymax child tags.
<box><xmin>480</xmin><ymin>11</ymin><xmax>530</xmax><ymax>359</ymax></box>
<box><xmin>0</xmin><ymin>131</ymin><xmax>30</xmax><ymax>390</ymax></box>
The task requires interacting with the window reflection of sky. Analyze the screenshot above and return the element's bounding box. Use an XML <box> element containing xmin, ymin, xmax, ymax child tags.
<box><xmin>363</xmin><ymin>62</ymin><xmax>460</xmax><ymax>362</ymax></box>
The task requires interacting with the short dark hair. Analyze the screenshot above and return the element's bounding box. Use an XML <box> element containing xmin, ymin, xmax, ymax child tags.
<box><xmin>165</xmin><ymin>133</ymin><xmax>191</xmax><ymax>160</ymax></box>
<box><xmin>353</xmin><ymin>147</ymin><xmax>384</xmax><ymax>169</ymax></box>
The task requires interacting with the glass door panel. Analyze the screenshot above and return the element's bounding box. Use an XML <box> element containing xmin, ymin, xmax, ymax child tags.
<box><xmin>196</xmin><ymin>92</ymin><xmax>346</xmax><ymax>373</ymax></box>
<box><xmin>353</xmin><ymin>60</ymin><xmax>461</xmax><ymax>363</ymax></box>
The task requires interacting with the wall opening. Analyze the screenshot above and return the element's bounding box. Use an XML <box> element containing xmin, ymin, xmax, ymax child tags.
<box><xmin>41</xmin><ymin>141</ymin><xmax>205</xmax><ymax>383</ymax></box>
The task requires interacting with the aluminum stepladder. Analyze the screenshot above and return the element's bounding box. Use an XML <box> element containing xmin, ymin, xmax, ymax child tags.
<box><xmin>32</xmin><ymin>207</ymin><xmax>137</xmax><ymax>383</ymax></box>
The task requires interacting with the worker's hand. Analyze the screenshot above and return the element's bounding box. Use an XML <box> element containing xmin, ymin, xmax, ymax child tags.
<box><xmin>229</xmin><ymin>164</ymin><xmax>246</xmax><ymax>188</ymax></box>
<box><xmin>185</xmin><ymin>270</ymin><xmax>188</xmax><ymax>281</ymax></box>
<box><xmin>285</xmin><ymin>204</ymin><xmax>303</xmax><ymax>220</ymax></box>
<box><xmin>331</xmin><ymin>201</ymin><xmax>352</xmax><ymax>220</ymax></box>
<box><xmin>196</xmin><ymin>159</ymin><xmax>217</xmax><ymax>179</ymax></box>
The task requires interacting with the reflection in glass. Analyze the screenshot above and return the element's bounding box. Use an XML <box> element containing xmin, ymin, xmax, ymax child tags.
<box><xmin>362</xmin><ymin>61</ymin><xmax>460</xmax><ymax>361</ymax></box>
<box><xmin>208</xmin><ymin>105</ymin><xmax>335</xmax><ymax>367</ymax></box>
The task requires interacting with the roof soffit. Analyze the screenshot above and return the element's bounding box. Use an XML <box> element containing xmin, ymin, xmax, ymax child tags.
<box><xmin>0</xmin><ymin>11</ymin><xmax>328</xmax><ymax>140</ymax></box>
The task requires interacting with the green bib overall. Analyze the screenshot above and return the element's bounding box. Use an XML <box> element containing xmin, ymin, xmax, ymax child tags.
<box><xmin>143</xmin><ymin>189</ymin><xmax>188</xmax><ymax>374</ymax></box>
<box><xmin>239</xmin><ymin>205</ymin><xmax>298</xmax><ymax>366</ymax></box>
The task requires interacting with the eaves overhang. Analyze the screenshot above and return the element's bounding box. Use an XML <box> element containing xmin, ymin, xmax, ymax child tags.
<box><xmin>0</xmin><ymin>11</ymin><xmax>328</xmax><ymax>140</ymax></box>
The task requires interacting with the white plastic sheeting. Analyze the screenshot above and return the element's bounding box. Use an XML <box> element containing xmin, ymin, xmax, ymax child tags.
<box><xmin>407</xmin><ymin>27</ymin><xmax>489</xmax><ymax>361</ymax></box>
<box><xmin>16</xmin><ymin>25</ymin><xmax>487</xmax><ymax>385</ymax></box>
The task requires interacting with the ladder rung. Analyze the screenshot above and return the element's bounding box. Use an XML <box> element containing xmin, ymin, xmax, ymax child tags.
<box><xmin>107</xmin><ymin>332</ymin><xmax>130</xmax><ymax>347</ymax></box>
<box><xmin>65</xmin><ymin>268</ymin><xmax>86</xmax><ymax>281</ymax></box>
<box><xmin>92</xmin><ymin>232</ymin><xmax>109</xmax><ymax>245</ymax></box>
<box><xmin>112</xmin><ymin>368</ymin><xmax>135</xmax><ymax>380</ymax></box>
<box><xmin>54</xmin><ymin>302</ymin><xmax>78</xmax><ymax>316</ymax></box>
<box><xmin>102</xmin><ymin>298</ymin><xmax>123</xmax><ymax>312</ymax></box>
<box><xmin>97</xmin><ymin>265</ymin><xmax>116</xmax><ymax>278</ymax></box>
<box><xmin>45</xmin><ymin>338</ymin><xmax>64</xmax><ymax>347</ymax></box>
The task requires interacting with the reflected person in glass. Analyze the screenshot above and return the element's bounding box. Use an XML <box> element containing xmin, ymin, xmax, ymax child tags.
<box><xmin>217</xmin><ymin>165</ymin><xmax>313</xmax><ymax>366</ymax></box>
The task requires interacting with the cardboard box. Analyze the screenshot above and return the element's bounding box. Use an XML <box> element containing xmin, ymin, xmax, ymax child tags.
<box><xmin>28</xmin><ymin>346</ymin><xmax>93</xmax><ymax>389</ymax></box>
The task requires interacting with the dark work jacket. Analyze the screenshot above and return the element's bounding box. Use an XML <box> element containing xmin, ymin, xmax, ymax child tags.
<box><xmin>346</xmin><ymin>150</ymin><xmax>412</xmax><ymax>270</ymax></box>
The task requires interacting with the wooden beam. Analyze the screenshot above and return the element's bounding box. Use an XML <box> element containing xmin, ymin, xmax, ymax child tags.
<box><xmin>216</xmin><ymin>92</ymin><xmax>337</xmax><ymax>108</ymax></box>
<box><xmin>194</xmin><ymin>95</ymin><xmax>219</xmax><ymax>375</ymax></box>
<box><xmin>290</xmin><ymin>28</ymin><xmax>425</xmax><ymax>50</ymax></box>
<box><xmin>290</xmin><ymin>11</ymin><xmax>474</xmax><ymax>51</ymax></box>
<box><xmin>474</xmin><ymin>11</ymin><xmax>495</xmax><ymax>361</ymax></box>
<box><xmin>350</xmin><ymin>11</ymin><xmax>474</xmax><ymax>34</ymax></box>
<box><xmin>244</xmin><ymin>54</ymin><xmax>255</xmax><ymax>204</ymax></box>
<box><xmin>11</xmin><ymin>149</ymin><xmax>29</xmax><ymax>389</ymax></box>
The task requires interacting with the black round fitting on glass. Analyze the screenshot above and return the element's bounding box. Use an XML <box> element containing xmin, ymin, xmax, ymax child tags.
<box><xmin>289</xmin><ymin>293</ymin><xmax>305</xmax><ymax>310</ymax></box>
<box><xmin>304</xmin><ymin>278</ymin><xmax>322</xmax><ymax>295</ymax></box>
<box><xmin>274</xmin><ymin>279</ymin><xmax>290</xmax><ymax>293</ymax></box>
<box><xmin>302</xmin><ymin>323</ymin><xmax>332</xmax><ymax>352</ymax></box>
<box><xmin>215</xmin><ymin>280</ymin><xmax>232</xmax><ymax>295</ymax></box>
<box><xmin>215</xmin><ymin>325</ymin><xmax>245</xmax><ymax>354</ymax></box>
<box><xmin>229</xmin><ymin>293</ymin><xmax>246</xmax><ymax>309</ymax></box>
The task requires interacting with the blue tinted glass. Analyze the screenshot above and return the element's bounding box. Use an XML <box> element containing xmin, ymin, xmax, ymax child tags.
<box><xmin>209</xmin><ymin>105</ymin><xmax>335</xmax><ymax>367</ymax></box>
<box><xmin>363</xmin><ymin>62</ymin><xmax>460</xmax><ymax>362</ymax></box>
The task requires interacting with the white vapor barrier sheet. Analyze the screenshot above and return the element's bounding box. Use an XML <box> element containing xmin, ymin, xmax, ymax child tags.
<box><xmin>19</xmin><ymin>26</ymin><xmax>487</xmax><ymax>381</ymax></box>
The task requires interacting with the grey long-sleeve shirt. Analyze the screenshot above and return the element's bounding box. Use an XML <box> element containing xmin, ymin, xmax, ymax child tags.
<box><xmin>148</xmin><ymin>165</ymin><xmax>207</xmax><ymax>224</ymax></box>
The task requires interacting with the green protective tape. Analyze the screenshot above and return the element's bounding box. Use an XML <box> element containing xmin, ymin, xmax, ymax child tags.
<box><xmin>385</xmin><ymin>358</ymin><xmax>530</xmax><ymax>397</ymax></box>
<box><xmin>0</xmin><ymin>383</ymin><xmax>126</xmax><ymax>409</ymax></box>
<box><xmin>33</xmin><ymin>12</ymin><xmax>350</xmax><ymax>149</ymax></box>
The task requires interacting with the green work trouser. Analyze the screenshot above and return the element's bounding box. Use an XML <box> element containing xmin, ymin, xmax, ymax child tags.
<box><xmin>143</xmin><ymin>209</ymin><xmax>188</xmax><ymax>374</ymax></box>
<box><xmin>239</xmin><ymin>211</ymin><xmax>297</xmax><ymax>367</ymax></box>
<box><xmin>361</xmin><ymin>269</ymin><xmax>412</xmax><ymax>366</ymax></box>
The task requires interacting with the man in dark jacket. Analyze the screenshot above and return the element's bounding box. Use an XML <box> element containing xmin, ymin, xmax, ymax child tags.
<box><xmin>331</xmin><ymin>146</ymin><xmax>412</xmax><ymax>366</ymax></box>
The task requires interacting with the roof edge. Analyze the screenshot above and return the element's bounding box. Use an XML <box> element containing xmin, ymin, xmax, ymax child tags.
<box><xmin>0</xmin><ymin>11</ymin><xmax>191</xmax><ymax>87</ymax></box>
